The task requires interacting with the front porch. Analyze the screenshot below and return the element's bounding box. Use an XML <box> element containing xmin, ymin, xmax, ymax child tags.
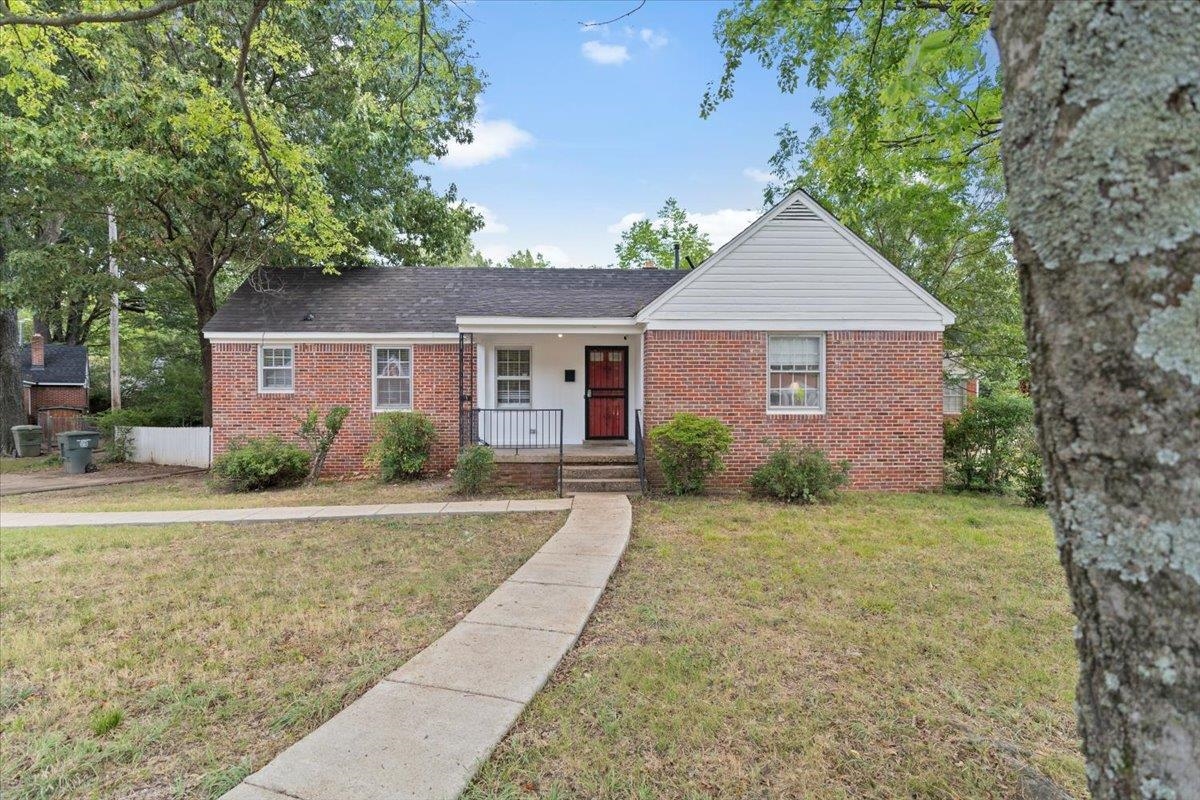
<box><xmin>487</xmin><ymin>443</ymin><xmax>641</xmax><ymax>496</ymax></box>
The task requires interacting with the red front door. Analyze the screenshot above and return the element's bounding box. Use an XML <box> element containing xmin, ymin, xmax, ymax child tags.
<box><xmin>585</xmin><ymin>346</ymin><xmax>628</xmax><ymax>439</ymax></box>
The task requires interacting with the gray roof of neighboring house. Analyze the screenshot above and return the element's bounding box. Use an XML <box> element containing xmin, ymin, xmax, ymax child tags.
<box><xmin>204</xmin><ymin>266</ymin><xmax>691</xmax><ymax>333</ymax></box>
<box><xmin>21</xmin><ymin>343</ymin><xmax>89</xmax><ymax>385</ymax></box>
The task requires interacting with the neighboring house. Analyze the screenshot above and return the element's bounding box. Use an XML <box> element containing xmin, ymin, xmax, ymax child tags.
<box><xmin>943</xmin><ymin>357</ymin><xmax>980</xmax><ymax>416</ymax></box>
<box><xmin>204</xmin><ymin>190</ymin><xmax>956</xmax><ymax>491</ymax></box>
<box><xmin>20</xmin><ymin>333</ymin><xmax>90</xmax><ymax>424</ymax></box>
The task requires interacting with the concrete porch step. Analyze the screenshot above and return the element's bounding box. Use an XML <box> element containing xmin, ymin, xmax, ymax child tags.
<box><xmin>562</xmin><ymin>464</ymin><xmax>639</xmax><ymax>480</ymax></box>
<box><xmin>562</xmin><ymin>477</ymin><xmax>642</xmax><ymax>495</ymax></box>
<box><xmin>562</xmin><ymin>450</ymin><xmax>636</xmax><ymax>465</ymax></box>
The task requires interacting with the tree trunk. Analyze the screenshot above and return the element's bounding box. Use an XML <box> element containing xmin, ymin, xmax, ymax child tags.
<box><xmin>1</xmin><ymin>242</ymin><xmax>27</xmax><ymax>455</ymax></box>
<box><xmin>992</xmin><ymin>2</ymin><xmax>1199</xmax><ymax>798</ymax></box>
<box><xmin>191</xmin><ymin>252</ymin><xmax>219</xmax><ymax>427</ymax></box>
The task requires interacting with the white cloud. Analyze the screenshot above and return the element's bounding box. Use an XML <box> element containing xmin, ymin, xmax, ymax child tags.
<box><xmin>477</xmin><ymin>243</ymin><xmax>513</xmax><ymax>263</ymax></box>
<box><xmin>440</xmin><ymin>119</ymin><xmax>533</xmax><ymax>168</ymax></box>
<box><xmin>532</xmin><ymin>244</ymin><xmax>570</xmax><ymax>265</ymax></box>
<box><xmin>743</xmin><ymin>167</ymin><xmax>774</xmax><ymax>184</ymax></box>
<box><xmin>640</xmin><ymin>28</ymin><xmax>669</xmax><ymax>48</ymax></box>
<box><xmin>465</xmin><ymin>202</ymin><xmax>507</xmax><ymax>234</ymax></box>
<box><xmin>606</xmin><ymin>211</ymin><xmax>646</xmax><ymax>234</ymax></box>
<box><xmin>581</xmin><ymin>40</ymin><xmax>630</xmax><ymax>65</ymax></box>
<box><xmin>688</xmin><ymin>209</ymin><xmax>760</xmax><ymax>248</ymax></box>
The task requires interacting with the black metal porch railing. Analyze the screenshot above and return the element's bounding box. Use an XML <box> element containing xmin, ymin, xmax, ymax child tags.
<box><xmin>634</xmin><ymin>408</ymin><xmax>647</xmax><ymax>494</ymax></box>
<box><xmin>460</xmin><ymin>408</ymin><xmax>565</xmax><ymax>497</ymax></box>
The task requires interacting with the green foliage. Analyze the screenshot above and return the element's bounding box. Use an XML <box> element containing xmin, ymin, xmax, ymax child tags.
<box><xmin>750</xmin><ymin>443</ymin><xmax>851</xmax><ymax>504</ymax></box>
<box><xmin>212</xmin><ymin>436</ymin><xmax>311</xmax><ymax>493</ymax></box>
<box><xmin>505</xmin><ymin>249</ymin><xmax>552</xmax><ymax>269</ymax></box>
<box><xmin>453</xmin><ymin>445</ymin><xmax>496</xmax><ymax>495</ymax></box>
<box><xmin>649</xmin><ymin>413</ymin><xmax>733</xmax><ymax>496</ymax></box>
<box><xmin>298</xmin><ymin>406</ymin><xmax>350</xmax><ymax>484</ymax></box>
<box><xmin>615</xmin><ymin>198</ymin><xmax>713</xmax><ymax>269</ymax></box>
<box><xmin>368</xmin><ymin>412</ymin><xmax>437</xmax><ymax>481</ymax></box>
<box><xmin>90</xmin><ymin>408</ymin><xmax>156</xmax><ymax>463</ymax></box>
<box><xmin>89</xmin><ymin>707</ymin><xmax>123</xmax><ymax>737</ymax></box>
<box><xmin>944</xmin><ymin>394</ymin><xmax>1035</xmax><ymax>494</ymax></box>
<box><xmin>703</xmin><ymin>1</ymin><xmax>1026</xmax><ymax>388</ymax></box>
<box><xmin>1014</xmin><ymin>428</ymin><xmax>1047</xmax><ymax>507</ymax></box>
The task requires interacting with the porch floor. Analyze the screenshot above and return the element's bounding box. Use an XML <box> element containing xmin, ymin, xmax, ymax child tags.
<box><xmin>491</xmin><ymin>443</ymin><xmax>635</xmax><ymax>464</ymax></box>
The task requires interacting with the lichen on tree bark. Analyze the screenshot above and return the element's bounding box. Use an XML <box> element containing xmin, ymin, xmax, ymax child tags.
<box><xmin>992</xmin><ymin>1</ymin><xmax>1199</xmax><ymax>798</ymax></box>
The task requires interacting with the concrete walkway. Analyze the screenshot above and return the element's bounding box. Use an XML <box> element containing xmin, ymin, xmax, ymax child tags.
<box><xmin>220</xmin><ymin>493</ymin><xmax>632</xmax><ymax>800</ymax></box>
<box><xmin>0</xmin><ymin>497</ymin><xmax>575</xmax><ymax>529</ymax></box>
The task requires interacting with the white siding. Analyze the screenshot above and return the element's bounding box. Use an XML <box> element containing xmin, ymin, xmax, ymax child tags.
<box><xmin>641</xmin><ymin>193</ymin><xmax>952</xmax><ymax>330</ymax></box>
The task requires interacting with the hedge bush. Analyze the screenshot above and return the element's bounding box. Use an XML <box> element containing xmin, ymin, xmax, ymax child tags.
<box><xmin>648</xmin><ymin>413</ymin><xmax>732</xmax><ymax>495</ymax></box>
<box><xmin>944</xmin><ymin>394</ymin><xmax>1036</xmax><ymax>494</ymax></box>
<box><xmin>212</xmin><ymin>436</ymin><xmax>310</xmax><ymax>492</ymax></box>
<box><xmin>453</xmin><ymin>445</ymin><xmax>495</xmax><ymax>495</ymax></box>
<box><xmin>750</xmin><ymin>444</ymin><xmax>850</xmax><ymax>504</ymax></box>
<box><xmin>368</xmin><ymin>412</ymin><xmax>436</xmax><ymax>481</ymax></box>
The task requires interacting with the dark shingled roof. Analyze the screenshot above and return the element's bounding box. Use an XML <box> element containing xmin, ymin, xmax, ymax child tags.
<box><xmin>21</xmin><ymin>343</ymin><xmax>88</xmax><ymax>385</ymax></box>
<box><xmin>204</xmin><ymin>267</ymin><xmax>690</xmax><ymax>333</ymax></box>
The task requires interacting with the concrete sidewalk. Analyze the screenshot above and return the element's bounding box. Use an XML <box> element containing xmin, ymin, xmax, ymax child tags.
<box><xmin>220</xmin><ymin>493</ymin><xmax>632</xmax><ymax>800</ymax></box>
<box><xmin>0</xmin><ymin>497</ymin><xmax>575</xmax><ymax>529</ymax></box>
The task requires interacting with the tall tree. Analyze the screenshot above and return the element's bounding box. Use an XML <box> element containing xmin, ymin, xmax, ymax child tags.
<box><xmin>993</xmin><ymin>2</ymin><xmax>1199</xmax><ymax>797</ymax></box>
<box><xmin>706</xmin><ymin>0</ymin><xmax>1022</xmax><ymax>384</ymax></box>
<box><xmin>615</xmin><ymin>198</ymin><xmax>711</xmax><ymax>269</ymax></box>
<box><xmin>2</xmin><ymin>0</ymin><xmax>484</xmax><ymax>423</ymax></box>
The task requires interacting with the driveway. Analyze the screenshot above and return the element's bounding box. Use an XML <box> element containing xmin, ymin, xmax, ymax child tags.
<box><xmin>0</xmin><ymin>463</ymin><xmax>203</xmax><ymax>496</ymax></box>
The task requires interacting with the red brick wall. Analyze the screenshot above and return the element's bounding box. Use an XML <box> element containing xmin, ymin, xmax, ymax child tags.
<box><xmin>26</xmin><ymin>385</ymin><xmax>88</xmax><ymax>418</ymax></box>
<box><xmin>642</xmin><ymin>330</ymin><xmax>944</xmax><ymax>491</ymax></box>
<box><xmin>211</xmin><ymin>342</ymin><xmax>471</xmax><ymax>476</ymax></box>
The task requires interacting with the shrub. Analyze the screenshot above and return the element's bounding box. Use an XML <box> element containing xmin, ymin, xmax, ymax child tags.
<box><xmin>91</xmin><ymin>408</ymin><xmax>157</xmax><ymax>463</ymax></box>
<box><xmin>367</xmin><ymin>412</ymin><xmax>437</xmax><ymax>481</ymax></box>
<box><xmin>212</xmin><ymin>436</ymin><xmax>310</xmax><ymax>492</ymax></box>
<box><xmin>750</xmin><ymin>444</ymin><xmax>851</xmax><ymax>504</ymax></box>
<box><xmin>649</xmin><ymin>413</ymin><xmax>733</xmax><ymax>496</ymax></box>
<box><xmin>1014</xmin><ymin>428</ymin><xmax>1047</xmax><ymax>507</ymax></box>
<box><xmin>453</xmin><ymin>445</ymin><xmax>495</xmax><ymax>495</ymax></box>
<box><xmin>297</xmin><ymin>405</ymin><xmax>350</xmax><ymax>483</ymax></box>
<box><xmin>944</xmin><ymin>394</ymin><xmax>1034</xmax><ymax>493</ymax></box>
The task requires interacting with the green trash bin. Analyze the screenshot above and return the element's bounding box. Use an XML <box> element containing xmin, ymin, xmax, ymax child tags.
<box><xmin>11</xmin><ymin>425</ymin><xmax>43</xmax><ymax>458</ymax></box>
<box><xmin>57</xmin><ymin>430</ymin><xmax>101</xmax><ymax>474</ymax></box>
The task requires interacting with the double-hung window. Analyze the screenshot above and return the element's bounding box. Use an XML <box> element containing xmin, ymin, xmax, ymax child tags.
<box><xmin>259</xmin><ymin>345</ymin><xmax>294</xmax><ymax>392</ymax></box>
<box><xmin>944</xmin><ymin>380</ymin><xmax>967</xmax><ymax>414</ymax></box>
<box><xmin>496</xmin><ymin>348</ymin><xmax>532</xmax><ymax>407</ymax></box>
<box><xmin>768</xmin><ymin>335</ymin><xmax>823</xmax><ymax>411</ymax></box>
<box><xmin>374</xmin><ymin>346</ymin><xmax>412</xmax><ymax>411</ymax></box>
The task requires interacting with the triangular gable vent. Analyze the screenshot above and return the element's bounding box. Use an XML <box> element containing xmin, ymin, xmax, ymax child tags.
<box><xmin>773</xmin><ymin>199</ymin><xmax>820</xmax><ymax>222</ymax></box>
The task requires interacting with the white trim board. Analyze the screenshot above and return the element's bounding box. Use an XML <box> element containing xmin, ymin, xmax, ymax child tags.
<box><xmin>635</xmin><ymin>189</ymin><xmax>956</xmax><ymax>327</ymax></box>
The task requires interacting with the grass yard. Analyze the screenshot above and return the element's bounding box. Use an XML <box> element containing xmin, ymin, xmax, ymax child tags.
<box><xmin>0</xmin><ymin>455</ymin><xmax>63</xmax><ymax>475</ymax></box>
<box><xmin>468</xmin><ymin>493</ymin><xmax>1083</xmax><ymax>800</ymax></box>
<box><xmin>0</xmin><ymin>472</ymin><xmax>543</xmax><ymax>513</ymax></box>
<box><xmin>1</xmin><ymin>511</ymin><xmax>566</xmax><ymax>799</ymax></box>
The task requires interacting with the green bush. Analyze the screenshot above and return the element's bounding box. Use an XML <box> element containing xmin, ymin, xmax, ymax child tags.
<box><xmin>212</xmin><ymin>436</ymin><xmax>311</xmax><ymax>492</ymax></box>
<box><xmin>298</xmin><ymin>405</ymin><xmax>350</xmax><ymax>483</ymax></box>
<box><xmin>944</xmin><ymin>394</ymin><xmax>1035</xmax><ymax>493</ymax></box>
<box><xmin>1014</xmin><ymin>428</ymin><xmax>1047</xmax><ymax>506</ymax></box>
<box><xmin>91</xmin><ymin>408</ymin><xmax>157</xmax><ymax>463</ymax></box>
<box><xmin>649</xmin><ymin>413</ymin><xmax>733</xmax><ymax>496</ymax></box>
<box><xmin>750</xmin><ymin>444</ymin><xmax>851</xmax><ymax>504</ymax></box>
<box><xmin>453</xmin><ymin>445</ymin><xmax>495</xmax><ymax>495</ymax></box>
<box><xmin>367</xmin><ymin>412</ymin><xmax>437</xmax><ymax>481</ymax></box>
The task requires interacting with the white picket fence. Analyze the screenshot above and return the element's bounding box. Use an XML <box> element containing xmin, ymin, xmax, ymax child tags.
<box><xmin>124</xmin><ymin>426</ymin><xmax>212</xmax><ymax>468</ymax></box>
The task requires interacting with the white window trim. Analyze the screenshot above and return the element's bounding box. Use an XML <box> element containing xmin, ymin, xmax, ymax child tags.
<box><xmin>372</xmin><ymin>345</ymin><xmax>414</xmax><ymax>412</ymax></box>
<box><xmin>765</xmin><ymin>333</ymin><xmax>826</xmax><ymax>415</ymax></box>
<box><xmin>258</xmin><ymin>344</ymin><xmax>295</xmax><ymax>394</ymax></box>
<box><xmin>494</xmin><ymin>346</ymin><xmax>533</xmax><ymax>409</ymax></box>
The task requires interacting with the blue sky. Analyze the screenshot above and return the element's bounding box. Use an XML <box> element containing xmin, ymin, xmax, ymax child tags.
<box><xmin>423</xmin><ymin>0</ymin><xmax>820</xmax><ymax>267</ymax></box>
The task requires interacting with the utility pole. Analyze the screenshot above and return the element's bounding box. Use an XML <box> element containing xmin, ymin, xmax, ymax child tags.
<box><xmin>107</xmin><ymin>207</ymin><xmax>121</xmax><ymax>410</ymax></box>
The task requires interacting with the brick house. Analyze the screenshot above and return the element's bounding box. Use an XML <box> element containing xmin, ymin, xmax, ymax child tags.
<box><xmin>204</xmin><ymin>191</ymin><xmax>956</xmax><ymax>492</ymax></box>
<box><xmin>21</xmin><ymin>333</ymin><xmax>90</xmax><ymax>430</ymax></box>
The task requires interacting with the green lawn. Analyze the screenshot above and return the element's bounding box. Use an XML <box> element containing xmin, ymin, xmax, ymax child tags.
<box><xmin>0</xmin><ymin>512</ymin><xmax>566</xmax><ymax>799</ymax></box>
<box><xmin>468</xmin><ymin>493</ymin><xmax>1083</xmax><ymax>800</ymax></box>
<box><xmin>1</xmin><ymin>472</ymin><xmax>546</xmax><ymax>512</ymax></box>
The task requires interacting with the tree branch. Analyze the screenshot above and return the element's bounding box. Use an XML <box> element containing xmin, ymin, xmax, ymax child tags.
<box><xmin>0</xmin><ymin>0</ymin><xmax>199</xmax><ymax>28</ymax></box>
<box><xmin>580</xmin><ymin>1</ymin><xmax>645</xmax><ymax>28</ymax></box>
<box><xmin>232</xmin><ymin>0</ymin><xmax>288</xmax><ymax>202</ymax></box>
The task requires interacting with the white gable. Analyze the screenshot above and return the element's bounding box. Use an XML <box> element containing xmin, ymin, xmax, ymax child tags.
<box><xmin>637</xmin><ymin>191</ymin><xmax>955</xmax><ymax>331</ymax></box>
